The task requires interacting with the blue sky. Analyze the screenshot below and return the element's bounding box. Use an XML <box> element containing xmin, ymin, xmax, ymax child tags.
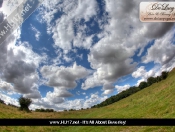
<box><xmin>0</xmin><ymin>0</ymin><xmax>175</xmax><ymax>111</ymax></box>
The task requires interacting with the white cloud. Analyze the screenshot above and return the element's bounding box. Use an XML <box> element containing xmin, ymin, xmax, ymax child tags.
<box><xmin>40</xmin><ymin>62</ymin><xmax>90</xmax><ymax>104</ymax></box>
<box><xmin>41</xmin><ymin>62</ymin><xmax>89</xmax><ymax>89</ymax></box>
<box><xmin>142</xmin><ymin>29</ymin><xmax>175</xmax><ymax>71</ymax></box>
<box><xmin>63</xmin><ymin>54</ymin><xmax>72</xmax><ymax>63</ymax></box>
<box><xmin>115</xmin><ymin>84</ymin><xmax>130</xmax><ymax>93</ymax></box>
<box><xmin>29</xmin><ymin>92</ymin><xmax>107</xmax><ymax>111</ymax></box>
<box><xmin>60</xmin><ymin>92</ymin><xmax>108</xmax><ymax>110</ymax></box>
<box><xmin>45</xmin><ymin>90</ymin><xmax>66</xmax><ymax>104</ymax></box>
<box><xmin>136</xmin><ymin>78</ymin><xmax>145</xmax><ymax>87</ymax></box>
<box><xmin>81</xmin><ymin>73</ymin><xmax>103</xmax><ymax>90</ymax></box>
<box><xmin>38</xmin><ymin>0</ymin><xmax>98</xmax><ymax>50</ymax></box>
<box><xmin>0</xmin><ymin>11</ymin><xmax>45</xmax><ymax>104</ymax></box>
<box><xmin>0</xmin><ymin>93</ymin><xmax>19</xmax><ymax>106</ymax></box>
<box><xmin>52</xmin><ymin>16</ymin><xmax>74</xmax><ymax>50</ymax></box>
<box><xmin>82</xmin><ymin>0</ymin><xmax>175</xmax><ymax>94</ymax></box>
<box><xmin>82</xmin><ymin>41</ymin><xmax>137</xmax><ymax>91</ymax></box>
<box><xmin>132</xmin><ymin>66</ymin><xmax>146</xmax><ymax>78</ymax></box>
<box><xmin>77</xmin><ymin>54</ymin><xmax>83</xmax><ymax>60</ymax></box>
<box><xmin>102</xmin><ymin>83</ymin><xmax>114</xmax><ymax>95</ymax></box>
<box><xmin>30</xmin><ymin>24</ymin><xmax>41</xmax><ymax>41</ymax></box>
<box><xmin>0</xmin><ymin>26</ymin><xmax>45</xmax><ymax>99</ymax></box>
<box><xmin>132</xmin><ymin>65</ymin><xmax>162</xmax><ymax>86</ymax></box>
<box><xmin>103</xmin><ymin>89</ymin><xmax>114</xmax><ymax>95</ymax></box>
<box><xmin>132</xmin><ymin>66</ymin><xmax>155</xmax><ymax>79</ymax></box>
<box><xmin>0</xmin><ymin>80</ymin><xmax>14</xmax><ymax>92</ymax></box>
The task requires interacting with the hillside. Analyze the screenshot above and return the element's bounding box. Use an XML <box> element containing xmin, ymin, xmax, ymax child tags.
<box><xmin>0</xmin><ymin>68</ymin><xmax>175</xmax><ymax>132</ymax></box>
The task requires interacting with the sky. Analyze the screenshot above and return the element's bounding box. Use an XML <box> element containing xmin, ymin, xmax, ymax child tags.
<box><xmin>0</xmin><ymin>0</ymin><xmax>175</xmax><ymax>111</ymax></box>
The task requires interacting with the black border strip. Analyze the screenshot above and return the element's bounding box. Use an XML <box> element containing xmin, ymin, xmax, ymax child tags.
<box><xmin>0</xmin><ymin>119</ymin><xmax>175</xmax><ymax>126</ymax></box>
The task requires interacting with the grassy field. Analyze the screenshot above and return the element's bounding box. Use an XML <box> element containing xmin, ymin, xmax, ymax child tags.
<box><xmin>1</xmin><ymin>68</ymin><xmax>175</xmax><ymax>131</ymax></box>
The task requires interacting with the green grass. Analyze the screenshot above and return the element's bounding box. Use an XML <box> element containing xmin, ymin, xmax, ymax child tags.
<box><xmin>1</xmin><ymin>68</ymin><xmax>175</xmax><ymax>131</ymax></box>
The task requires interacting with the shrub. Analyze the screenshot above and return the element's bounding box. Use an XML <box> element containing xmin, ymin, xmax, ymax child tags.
<box><xmin>18</xmin><ymin>96</ymin><xmax>32</xmax><ymax>112</ymax></box>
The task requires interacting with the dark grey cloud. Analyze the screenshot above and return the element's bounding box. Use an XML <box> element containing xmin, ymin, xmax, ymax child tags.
<box><xmin>24</xmin><ymin>90</ymin><xmax>41</xmax><ymax>99</ymax></box>
<box><xmin>3</xmin><ymin>60</ymin><xmax>36</xmax><ymax>82</ymax></box>
<box><xmin>102</xmin><ymin>83</ymin><xmax>114</xmax><ymax>90</ymax></box>
<box><xmin>0</xmin><ymin>0</ymin><xmax>3</xmax><ymax>8</ymax></box>
<box><xmin>144</xmin><ymin>23</ymin><xmax>175</xmax><ymax>39</ymax></box>
<box><xmin>0</xmin><ymin>30</ymin><xmax>42</xmax><ymax>98</ymax></box>
<box><xmin>55</xmin><ymin>89</ymin><xmax>73</xmax><ymax>97</ymax></box>
<box><xmin>47</xmin><ymin>70</ymin><xmax>77</xmax><ymax>88</ymax></box>
<box><xmin>0</xmin><ymin>11</ymin><xmax>4</xmax><ymax>23</ymax></box>
<box><xmin>88</xmin><ymin>43</ymin><xmax>137</xmax><ymax>82</ymax></box>
<box><xmin>119</xmin><ymin>0</ymin><xmax>135</xmax><ymax>14</ymax></box>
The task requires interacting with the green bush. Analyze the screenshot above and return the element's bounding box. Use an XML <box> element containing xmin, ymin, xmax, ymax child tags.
<box><xmin>18</xmin><ymin>96</ymin><xmax>32</xmax><ymax>112</ymax></box>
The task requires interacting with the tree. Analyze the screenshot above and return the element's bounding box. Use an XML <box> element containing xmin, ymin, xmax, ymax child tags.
<box><xmin>161</xmin><ymin>71</ymin><xmax>168</xmax><ymax>80</ymax></box>
<box><xmin>18</xmin><ymin>96</ymin><xmax>32</xmax><ymax>112</ymax></box>
<box><xmin>139</xmin><ymin>81</ymin><xmax>148</xmax><ymax>89</ymax></box>
<box><xmin>0</xmin><ymin>98</ymin><xmax>5</xmax><ymax>104</ymax></box>
<box><xmin>156</xmin><ymin>76</ymin><xmax>162</xmax><ymax>82</ymax></box>
<box><xmin>147</xmin><ymin>77</ymin><xmax>156</xmax><ymax>86</ymax></box>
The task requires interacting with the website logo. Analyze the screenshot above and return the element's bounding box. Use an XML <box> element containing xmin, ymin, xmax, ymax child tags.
<box><xmin>140</xmin><ymin>2</ymin><xmax>175</xmax><ymax>22</ymax></box>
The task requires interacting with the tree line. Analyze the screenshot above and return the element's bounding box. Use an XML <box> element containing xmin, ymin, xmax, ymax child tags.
<box><xmin>35</xmin><ymin>108</ymin><xmax>55</xmax><ymax>112</ymax></box>
<box><xmin>0</xmin><ymin>98</ymin><xmax>5</xmax><ymax>104</ymax></box>
<box><xmin>91</xmin><ymin>71</ymin><xmax>169</xmax><ymax>108</ymax></box>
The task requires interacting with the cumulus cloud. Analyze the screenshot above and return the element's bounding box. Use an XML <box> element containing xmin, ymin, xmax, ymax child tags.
<box><xmin>135</xmin><ymin>28</ymin><xmax>175</xmax><ymax>85</ymax></box>
<box><xmin>38</xmin><ymin>0</ymin><xmax>98</xmax><ymax>50</ymax></box>
<box><xmin>40</xmin><ymin>62</ymin><xmax>90</xmax><ymax>105</ymax></box>
<box><xmin>24</xmin><ymin>90</ymin><xmax>41</xmax><ymax>99</ymax></box>
<box><xmin>82</xmin><ymin>40</ymin><xmax>137</xmax><ymax>91</ymax></box>
<box><xmin>102</xmin><ymin>83</ymin><xmax>115</xmax><ymax>90</ymax></box>
<box><xmin>29</xmin><ymin>92</ymin><xmax>107</xmax><ymax>111</ymax></box>
<box><xmin>115</xmin><ymin>85</ymin><xmax>130</xmax><ymax>93</ymax></box>
<box><xmin>82</xmin><ymin>74</ymin><xmax>103</xmax><ymax>90</ymax></box>
<box><xmin>0</xmin><ymin>92</ymin><xmax>19</xmax><ymax>106</ymax></box>
<box><xmin>41</xmin><ymin>62</ymin><xmax>89</xmax><ymax>89</ymax></box>
<box><xmin>60</xmin><ymin>92</ymin><xmax>108</xmax><ymax>110</ymax></box>
<box><xmin>102</xmin><ymin>83</ymin><xmax>114</xmax><ymax>95</ymax></box>
<box><xmin>103</xmin><ymin>89</ymin><xmax>114</xmax><ymax>95</ymax></box>
<box><xmin>0</xmin><ymin>40</ymin><xmax>43</xmax><ymax>97</ymax></box>
<box><xmin>82</xmin><ymin>0</ymin><xmax>175</xmax><ymax>94</ymax></box>
<box><xmin>142</xmin><ymin>29</ymin><xmax>175</xmax><ymax>67</ymax></box>
<box><xmin>143</xmin><ymin>23</ymin><xmax>174</xmax><ymax>39</ymax></box>
<box><xmin>132</xmin><ymin>66</ymin><xmax>147</xmax><ymax>78</ymax></box>
<box><xmin>0</xmin><ymin>80</ymin><xmax>14</xmax><ymax>92</ymax></box>
<box><xmin>0</xmin><ymin>14</ymin><xmax>45</xmax><ymax>99</ymax></box>
<box><xmin>132</xmin><ymin>66</ymin><xmax>156</xmax><ymax>79</ymax></box>
<box><xmin>40</xmin><ymin>0</ymin><xmax>168</xmax><ymax>97</ymax></box>
<box><xmin>45</xmin><ymin>91</ymin><xmax>65</xmax><ymax>104</ymax></box>
<box><xmin>132</xmin><ymin>66</ymin><xmax>162</xmax><ymax>86</ymax></box>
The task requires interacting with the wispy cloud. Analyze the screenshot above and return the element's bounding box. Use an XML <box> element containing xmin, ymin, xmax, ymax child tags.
<box><xmin>30</xmin><ymin>24</ymin><xmax>41</xmax><ymax>41</ymax></box>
